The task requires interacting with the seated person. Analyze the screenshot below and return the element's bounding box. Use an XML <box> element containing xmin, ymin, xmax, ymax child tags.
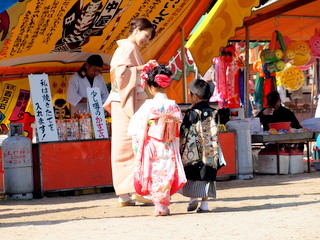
<box><xmin>257</xmin><ymin>90</ymin><xmax>302</xmax><ymax>131</ymax></box>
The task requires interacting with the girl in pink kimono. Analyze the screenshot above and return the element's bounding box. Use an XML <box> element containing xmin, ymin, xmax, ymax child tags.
<box><xmin>103</xmin><ymin>18</ymin><xmax>156</xmax><ymax>206</ymax></box>
<box><xmin>128</xmin><ymin>64</ymin><xmax>187</xmax><ymax>216</ymax></box>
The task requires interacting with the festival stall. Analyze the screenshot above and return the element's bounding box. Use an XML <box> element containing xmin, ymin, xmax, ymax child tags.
<box><xmin>186</xmin><ymin>0</ymin><xmax>320</xmax><ymax>117</ymax></box>
<box><xmin>232</xmin><ymin>0</ymin><xmax>320</xmax><ymax>174</ymax></box>
<box><xmin>2</xmin><ymin>0</ymin><xmax>287</xmax><ymax>197</ymax></box>
<box><xmin>1</xmin><ymin>0</ymin><xmax>240</xmax><ymax>197</ymax></box>
<box><xmin>186</xmin><ymin>0</ymin><xmax>320</xmax><ymax>175</ymax></box>
<box><xmin>231</xmin><ymin>0</ymin><xmax>320</xmax><ymax>115</ymax></box>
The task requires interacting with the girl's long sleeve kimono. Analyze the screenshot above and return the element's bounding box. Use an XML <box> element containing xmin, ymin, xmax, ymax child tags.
<box><xmin>128</xmin><ymin>93</ymin><xmax>186</xmax><ymax>206</ymax></box>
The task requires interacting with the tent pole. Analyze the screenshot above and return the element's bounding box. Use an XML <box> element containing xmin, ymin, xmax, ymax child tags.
<box><xmin>310</xmin><ymin>60</ymin><xmax>316</xmax><ymax>117</ymax></box>
<box><xmin>244</xmin><ymin>26</ymin><xmax>250</xmax><ymax>117</ymax></box>
<box><xmin>314</xmin><ymin>58</ymin><xmax>320</xmax><ymax>117</ymax></box>
<box><xmin>181</xmin><ymin>27</ymin><xmax>187</xmax><ymax>103</ymax></box>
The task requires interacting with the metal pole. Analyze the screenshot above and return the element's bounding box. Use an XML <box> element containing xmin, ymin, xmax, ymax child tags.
<box><xmin>317</xmin><ymin>58</ymin><xmax>320</xmax><ymax>96</ymax></box>
<box><xmin>310</xmin><ymin>60</ymin><xmax>316</xmax><ymax>117</ymax></box>
<box><xmin>181</xmin><ymin>27</ymin><xmax>188</xmax><ymax>103</ymax></box>
<box><xmin>315</xmin><ymin>58</ymin><xmax>320</xmax><ymax>116</ymax></box>
<box><xmin>244</xmin><ymin>26</ymin><xmax>250</xmax><ymax>117</ymax></box>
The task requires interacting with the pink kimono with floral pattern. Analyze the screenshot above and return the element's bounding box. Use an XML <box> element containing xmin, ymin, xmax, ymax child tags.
<box><xmin>128</xmin><ymin>93</ymin><xmax>187</xmax><ymax>206</ymax></box>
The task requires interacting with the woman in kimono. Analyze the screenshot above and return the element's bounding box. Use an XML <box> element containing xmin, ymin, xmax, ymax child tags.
<box><xmin>128</xmin><ymin>64</ymin><xmax>186</xmax><ymax>216</ymax></box>
<box><xmin>103</xmin><ymin>18</ymin><xmax>156</xmax><ymax>206</ymax></box>
<box><xmin>180</xmin><ymin>79</ymin><xmax>224</xmax><ymax>213</ymax></box>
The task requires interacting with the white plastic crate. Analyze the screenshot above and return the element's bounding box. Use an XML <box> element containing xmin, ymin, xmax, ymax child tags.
<box><xmin>258</xmin><ymin>151</ymin><xmax>289</xmax><ymax>174</ymax></box>
<box><xmin>289</xmin><ymin>154</ymin><xmax>304</xmax><ymax>174</ymax></box>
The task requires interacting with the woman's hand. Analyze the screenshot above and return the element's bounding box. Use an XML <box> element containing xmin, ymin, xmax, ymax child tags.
<box><xmin>137</xmin><ymin>65</ymin><xmax>144</xmax><ymax>71</ymax></box>
<box><xmin>138</xmin><ymin>60</ymin><xmax>158</xmax><ymax>71</ymax></box>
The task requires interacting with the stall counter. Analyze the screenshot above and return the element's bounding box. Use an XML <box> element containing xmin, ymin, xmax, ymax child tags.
<box><xmin>0</xmin><ymin>132</ymin><xmax>237</xmax><ymax>198</ymax></box>
<box><xmin>217</xmin><ymin>131</ymin><xmax>237</xmax><ymax>178</ymax></box>
<box><xmin>35</xmin><ymin>138</ymin><xmax>112</xmax><ymax>196</ymax></box>
<box><xmin>251</xmin><ymin>132</ymin><xmax>315</xmax><ymax>174</ymax></box>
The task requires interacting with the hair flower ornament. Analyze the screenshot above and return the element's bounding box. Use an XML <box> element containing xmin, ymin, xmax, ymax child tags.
<box><xmin>141</xmin><ymin>60</ymin><xmax>159</xmax><ymax>81</ymax></box>
<box><xmin>143</xmin><ymin>60</ymin><xmax>159</xmax><ymax>71</ymax></box>
<box><xmin>140</xmin><ymin>72</ymin><xmax>148</xmax><ymax>80</ymax></box>
<box><xmin>155</xmin><ymin>74</ymin><xmax>172</xmax><ymax>88</ymax></box>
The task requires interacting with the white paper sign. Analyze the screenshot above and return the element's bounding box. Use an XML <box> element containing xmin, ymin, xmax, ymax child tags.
<box><xmin>87</xmin><ymin>87</ymin><xmax>108</xmax><ymax>139</ymax></box>
<box><xmin>28</xmin><ymin>74</ymin><xmax>58</xmax><ymax>142</ymax></box>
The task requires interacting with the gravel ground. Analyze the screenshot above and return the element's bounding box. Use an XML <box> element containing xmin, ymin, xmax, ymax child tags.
<box><xmin>1</xmin><ymin>171</ymin><xmax>320</xmax><ymax>240</ymax></box>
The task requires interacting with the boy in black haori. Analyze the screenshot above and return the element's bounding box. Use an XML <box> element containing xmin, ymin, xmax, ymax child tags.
<box><xmin>180</xmin><ymin>79</ymin><xmax>225</xmax><ymax>213</ymax></box>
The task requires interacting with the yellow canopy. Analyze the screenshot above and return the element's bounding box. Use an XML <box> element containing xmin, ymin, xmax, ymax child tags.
<box><xmin>186</xmin><ymin>0</ymin><xmax>260</xmax><ymax>75</ymax></box>
<box><xmin>0</xmin><ymin>0</ymin><xmax>212</xmax><ymax>71</ymax></box>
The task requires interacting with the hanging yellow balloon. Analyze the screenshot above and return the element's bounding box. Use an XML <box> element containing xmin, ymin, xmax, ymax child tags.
<box><xmin>285</xmin><ymin>49</ymin><xmax>295</xmax><ymax>59</ymax></box>
<box><xmin>280</xmin><ymin>66</ymin><xmax>304</xmax><ymax>91</ymax></box>
<box><xmin>287</xmin><ymin>41</ymin><xmax>311</xmax><ymax>66</ymax></box>
<box><xmin>275</xmin><ymin>71</ymin><xmax>284</xmax><ymax>86</ymax></box>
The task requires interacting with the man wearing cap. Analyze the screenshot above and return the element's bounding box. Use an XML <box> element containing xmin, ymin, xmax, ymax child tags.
<box><xmin>67</xmin><ymin>54</ymin><xmax>109</xmax><ymax>116</ymax></box>
<box><xmin>257</xmin><ymin>90</ymin><xmax>301</xmax><ymax>131</ymax></box>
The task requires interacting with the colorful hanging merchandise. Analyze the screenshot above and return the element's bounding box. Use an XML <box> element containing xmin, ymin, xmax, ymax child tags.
<box><xmin>252</xmin><ymin>53</ymin><xmax>265</xmax><ymax>110</ymax></box>
<box><xmin>309</xmin><ymin>29</ymin><xmax>320</xmax><ymax>57</ymax></box>
<box><xmin>286</xmin><ymin>40</ymin><xmax>311</xmax><ymax>66</ymax></box>
<box><xmin>277</xmin><ymin>65</ymin><xmax>304</xmax><ymax>91</ymax></box>
<box><xmin>210</xmin><ymin>45</ymin><xmax>243</xmax><ymax>109</ymax></box>
<box><xmin>252</xmin><ymin>31</ymin><xmax>287</xmax><ymax>108</ymax></box>
<box><xmin>297</xmin><ymin>29</ymin><xmax>320</xmax><ymax>70</ymax></box>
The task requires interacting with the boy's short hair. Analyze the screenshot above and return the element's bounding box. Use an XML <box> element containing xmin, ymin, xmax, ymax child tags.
<box><xmin>188</xmin><ymin>78</ymin><xmax>211</xmax><ymax>100</ymax></box>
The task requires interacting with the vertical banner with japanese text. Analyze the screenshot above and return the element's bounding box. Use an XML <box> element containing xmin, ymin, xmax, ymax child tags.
<box><xmin>28</xmin><ymin>74</ymin><xmax>58</xmax><ymax>142</ymax></box>
<box><xmin>87</xmin><ymin>87</ymin><xmax>108</xmax><ymax>139</ymax></box>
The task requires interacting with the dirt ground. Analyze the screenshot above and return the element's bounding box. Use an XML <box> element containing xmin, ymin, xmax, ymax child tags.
<box><xmin>1</xmin><ymin>170</ymin><xmax>320</xmax><ymax>240</ymax></box>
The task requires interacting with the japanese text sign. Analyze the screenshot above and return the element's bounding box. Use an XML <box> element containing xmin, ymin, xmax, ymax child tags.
<box><xmin>87</xmin><ymin>87</ymin><xmax>108</xmax><ymax>139</ymax></box>
<box><xmin>28</xmin><ymin>74</ymin><xmax>58</xmax><ymax>142</ymax></box>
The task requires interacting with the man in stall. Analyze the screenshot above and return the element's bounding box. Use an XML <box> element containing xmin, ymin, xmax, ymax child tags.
<box><xmin>67</xmin><ymin>54</ymin><xmax>109</xmax><ymax>116</ymax></box>
<box><xmin>257</xmin><ymin>90</ymin><xmax>302</xmax><ymax>131</ymax></box>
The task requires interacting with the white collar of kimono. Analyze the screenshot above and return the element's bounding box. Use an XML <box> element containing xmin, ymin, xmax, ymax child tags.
<box><xmin>153</xmin><ymin>92</ymin><xmax>168</xmax><ymax>99</ymax></box>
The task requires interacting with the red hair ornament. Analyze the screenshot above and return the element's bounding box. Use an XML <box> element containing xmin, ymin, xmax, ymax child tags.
<box><xmin>155</xmin><ymin>74</ymin><xmax>171</xmax><ymax>88</ymax></box>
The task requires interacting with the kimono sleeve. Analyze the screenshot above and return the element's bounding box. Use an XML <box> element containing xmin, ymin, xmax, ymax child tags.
<box><xmin>112</xmin><ymin>44</ymin><xmax>143</xmax><ymax>117</ymax></box>
<box><xmin>128</xmin><ymin>102</ymin><xmax>150</xmax><ymax>156</ymax></box>
<box><xmin>128</xmin><ymin>102</ymin><xmax>148</xmax><ymax>138</ymax></box>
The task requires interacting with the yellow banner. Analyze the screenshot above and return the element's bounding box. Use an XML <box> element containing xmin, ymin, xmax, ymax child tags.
<box><xmin>186</xmin><ymin>0</ymin><xmax>259</xmax><ymax>76</ymax></box>
<box><xmin>0</xmin><ymin>0</ymin><xmax>203</xmax><ymax>67</ymax></box>
<box><xmin>0</xmin><ymin>74</ymin><xmax>70</xmax><ymax>136</ymax></box>
<box><xmin>0</xmin><ymin>73</ymin><xmax>111</xmax><ymax>136</ymax></box>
